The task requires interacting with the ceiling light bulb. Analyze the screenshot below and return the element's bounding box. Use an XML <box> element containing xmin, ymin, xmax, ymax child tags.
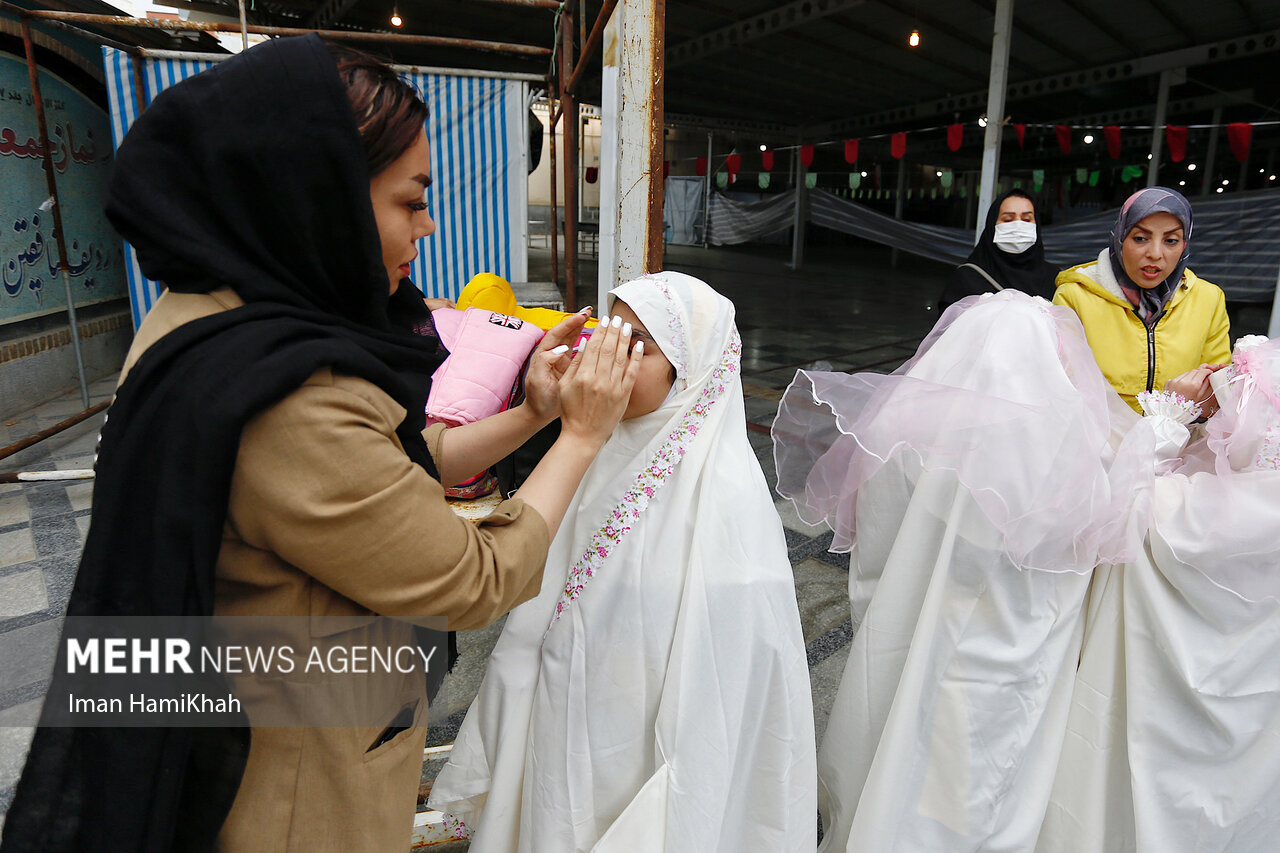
<box><xmin>1217</xmin><ymin>187</ymin><xmax>1224</xmax><ymax>193</ymax></box>
<box><xmin>759</xmin><ymin>144</ymin><xmax>767</xmax><ymax>152</ymax></box>
<box><xmin>936</xmin><ymin>170</ymin><xmax>943</xmax><ymax>177</ymax></box>
<box><xmin>390</xmin><ymin>7</ymin><xmax>403</xmax><ymax>27</ymax></box>
<box><xmin>1223</xmin><ymin>179</ymin><xmax>1230</xmax><ymax>185</ymax></box>
<box><xmin>1083</xmin><ymin>134</ymin><xmax>1094</xmax><ymax>144</ymax></box>
<box><xmin>978</xmin><ymin>116</ymin><xmax>988</xmax><ymax>128</ymax></box>
<box><xmin>1187</xmin><ymin>163</ymin><xmax>1197</xmax><ymax>171</ymax></box>
<box><xmin>908</xmin><ymin>30</ymin><xmax>920</xmax><ymax>48</ymax></box>
<box><xmin>1179</xmin><ymin>180</ymin><xmax>1186</xmax><ymax>186</ymax></box>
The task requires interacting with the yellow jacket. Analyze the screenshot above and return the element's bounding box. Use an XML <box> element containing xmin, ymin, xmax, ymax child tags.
<box><xmin>1054</xmin><ymin>249</ymin><xmax>1231</xmax><ymax>413</ymax></box>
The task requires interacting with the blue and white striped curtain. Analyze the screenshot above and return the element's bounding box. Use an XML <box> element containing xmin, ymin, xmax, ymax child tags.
<box><xmin>103</xmin><ymin>48</ymin><xmax>527</xmax><ymax>329</ymax></box>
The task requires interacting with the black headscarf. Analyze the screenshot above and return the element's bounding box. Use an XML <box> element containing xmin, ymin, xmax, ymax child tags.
<box><xmin>939</xmin><ymin>190</ymin><xmax>1058</xmax><ymax>309</ymax></box>
<box><xmin>2</xmin><ymin>35</ymin><xmax>445</xmax><ymax>852</ymax></box>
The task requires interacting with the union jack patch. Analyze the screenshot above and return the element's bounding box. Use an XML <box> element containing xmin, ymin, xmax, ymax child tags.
<box><xmin>488</xmin><ymin>312</ymin><xmax>524</xmax><ymax>329</ymax></box>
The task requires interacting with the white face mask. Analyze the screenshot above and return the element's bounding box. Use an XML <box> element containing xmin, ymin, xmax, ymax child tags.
<box><xmin>993</xmin><ymin>219</ymin><xmax>1037</xmax><ymax>254</ymax></box>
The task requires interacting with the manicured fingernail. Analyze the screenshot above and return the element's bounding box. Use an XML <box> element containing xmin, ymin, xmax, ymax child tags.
<box><xmin>622</xmin><ymin>322</ymin><xmax>632</xmax><ymax>336</ymax></box>
<box><xmin>611</xmin><ymin>316</ymin><xmax>622</xmax><ymax>329</ymax></box>
<box><xmin>634</xmin><ymin>340</ymin><xmax>644</xmax><ymax>354</ymax></box>
<box><xmin>600</xmin><ymin>315</ymin><xmax>610</xmax><ymax>326</ymax></box>
<box><xmin>578</xmin><ymin>306</ymin><xmax>592</xmax><ymax>315</ymax></box>
<box><xmin>550</xmin><ymin>345</ymin><xmax>569</xmax><ymax>355</ymax></box>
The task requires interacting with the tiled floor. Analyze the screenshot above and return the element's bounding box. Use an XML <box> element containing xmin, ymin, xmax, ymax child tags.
<box><xmin>0</xmin><ymin>241</ymin><xmax>952</xmax><ymax>841</ymax></box>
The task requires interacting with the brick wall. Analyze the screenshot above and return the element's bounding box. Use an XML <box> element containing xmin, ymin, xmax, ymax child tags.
<box><xmin>0</xmin><ymin>313</ymin><xmax>131</xmax><ymax>366</ymax></box>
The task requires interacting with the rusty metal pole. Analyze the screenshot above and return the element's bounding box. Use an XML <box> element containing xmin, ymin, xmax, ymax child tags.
<box><xmin>646</xmin><ymin>1</ymin><xmax>666</xmax><ymax>274</ymax></box>
<box><xmin>7</xmin><ymin>8</ymin><xmax>552</xmax><ymax>57</ymax></box>
<box><xmin>560</xmin><ymin>8</ymin><xmax>579</xmax><ymax>311</ymax></box>
<box><xmin>21</xmin><ymin>20</ymin><xmax>89</xmax><ymax>409</ymax></box>
<box><xmin>549</xmin><ymin>86</ymin><xmax>560</xmax><ymax>288</ymax></box>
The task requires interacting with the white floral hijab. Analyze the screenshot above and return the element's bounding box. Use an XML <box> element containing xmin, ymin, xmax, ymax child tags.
<box><xmin>546</xmin><ymin>270</ymin><xmax>741</xmax><ymax>626</ymax></box>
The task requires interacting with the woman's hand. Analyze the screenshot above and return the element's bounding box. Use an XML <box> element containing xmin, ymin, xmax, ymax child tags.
<box><xmin>522</xmin><ymin>309</ymin><xmax>592</xmax><ymax>423</ymax></box>
<box><xmin>1164</xmin><ymin>364</ymin><xmax>1223</xmax><ymax>417</ymax></box>
<box><xmin>558</xmin><ymin>314</ymin><xmax>643</xmax><ymax>449</ymax></box>
<box><xmin>423</xmin><ymin>296</ymin><xmax>456</xmax><ymax>311</ymax></box>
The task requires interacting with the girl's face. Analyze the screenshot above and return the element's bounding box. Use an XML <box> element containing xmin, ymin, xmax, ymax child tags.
<box><xmin>1120</xmin><ymin>211</ymin><xmax>1185</xmax><ymax>289</ymax></box>
<box><xmin>609</xmin><ymin>299</ymin><xmax>676</xmax><ymax>420</ymax></box>
<box><xmin>369</xmin><ymin>129</ymin><xmax>436</xmax><ymax>295</ymax></box>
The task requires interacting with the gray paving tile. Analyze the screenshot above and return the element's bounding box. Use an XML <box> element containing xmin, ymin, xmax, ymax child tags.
<box><xmin>0</xmin><ymin>495</ymin><xmax>29</xmax><ymax>528</ymax></box>
<box><xmin>0</xmin><ymin>572</ymin><xmax>48</xmax><ymax>622</ymax></box>
<box><xmin>64</xmin><ymin>482</ymin><xmax>94</xmax><ymax>513</ymax></box>
<box><xmin>0</xmin><ymin>620</ymin><xmax>60</xmax><ymax>694</ymax></box>
<box><xmin>0</xmin><ymin>530</ymin><xmax>37</xmax><ymax>570</ymax></box>
<box><xmin>31</xmin><ymin>516</ymin><xmax>84</xmax><ymax>558</ymax></box>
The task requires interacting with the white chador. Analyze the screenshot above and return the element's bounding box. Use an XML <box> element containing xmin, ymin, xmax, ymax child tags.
<box><xmin>774</xmin><ymin>293</ymin><xmax>1145</xmax><ymax>852</ymax></box>
<box><xmin>1039</xmin><ymin>335</ymin><xmax>1280</xmax><ymax>853</ymax></box>
<box><xmin>429</xmin><ymin>272</ymin><xmax>816</xmax><ymax>852</ymax></box>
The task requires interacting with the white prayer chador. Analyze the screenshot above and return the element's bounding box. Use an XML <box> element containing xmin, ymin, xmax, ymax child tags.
<box><xmin>429</xmin><ymin>272</ymin><xmax>816</xmax><ymax>852</ymax></box>
<box><xmin>1039</xmin><ymin>336</ymin><xmax>1280</xmax><ymax>853</ymax></box>
<box><xmin>773</xmin><ymin>293</ymin><xmax>1144</xmax><ymax>852</ymax></box>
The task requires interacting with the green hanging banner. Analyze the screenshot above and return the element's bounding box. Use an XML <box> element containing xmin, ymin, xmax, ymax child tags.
<box><xmin>931</xmin><ymin>187</ymin><xmax>937</xmax><ymax>199</ymax></box>
<box><xmin>805</xmin><ymin>172</ymin><xmax>818</xmax><ymax>189</ymax></box>
<box><xmin>849</xmin><ymin>172</ymin><xmax>861</xmax><ymax>189</ymax></box>
<box><xmin>1033</xmin><ymin>169</ymin><xmax>1045</xmax><ymax>191</ymax></box>
<box><xmin>1013</xmin><ymin>179</ymin><xmax>1022</xmax><ymax>189</ymax></box>
<box><xmin>716</xmin><ymin>172</ymin><xmax>729</xmax><ymax>188</ymax></box>
<box><xmin>1121</xmin><ymin>165</ymin><xmax>1144</xmax><ymax>183</ymax></box>
<box><xmin>758</xmin><ymin>173</ymin><xmax>771</xmax><ymax>189</ymax></box>
<box><xmin>959</xmin><ymin>185</ymin><xmax>968</xmax><ymax>198</ymax></box>
<box><xmin>996</xmin><ymin>181</ymin><xmax>1004</xmax><ymax>194</ymax></box>
<box><xmin>1088</xmin><ymin>170</ymin><xmax>1100</xmax><ymax>187</ymax></box>
<box><xmin>1076</xmin><ymin>168</ymin><xmax>1088</xmax><ymax>183</ymax></box>
<box><xmin>939</xmin><ymin>171</ymin><xmax>954</xmax><ymax>189</ymax></box>
<box><xmin>907</xmin><ymin>188</ymin><xmax>914</xmax><ymax>199</ymax></box>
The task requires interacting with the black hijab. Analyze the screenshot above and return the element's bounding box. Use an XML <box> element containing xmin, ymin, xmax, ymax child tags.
<box><xmin>2</xmin><ymin>35</ymin><xmax>445</xmax><ymax>852</ymax></box>
<box><xmin>939</xmin><ymin>190</ymin><xmax>1058</xmax><ymax>309</ymax></box>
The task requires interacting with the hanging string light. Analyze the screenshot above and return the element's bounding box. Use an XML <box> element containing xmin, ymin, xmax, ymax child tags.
<box><xmin>908</xmin><ymin>29</ymin><xmax>921</xmax><ymax>47</ymax></box>
<box><xmin>390</xmin><ymin>5</ymin><xmax>403</xmax><ymax>27</ymax></box>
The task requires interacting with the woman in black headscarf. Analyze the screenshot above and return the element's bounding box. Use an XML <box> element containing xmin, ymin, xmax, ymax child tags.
<box><xmin>939</xmin><ymin>189</ymin><xmax>1058</xmax><ymax>310</ymax></box>
<box><xmin>1</xmin><ymin>36</ymin><xmax>640</xmax><ymax>852</ymax></box>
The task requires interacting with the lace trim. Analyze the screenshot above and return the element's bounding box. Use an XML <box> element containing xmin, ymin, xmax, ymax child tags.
<box><xmin>649</xmin><ymin>275</ymin><xmax>689</xmax><ymax>382</ymax></box>
<box><xmin>1137</xmin><ymin>389</ymin><xmax>1202</xmax><ymax>425</ymax></box>
<box><xmin>547</xmin><ymin>330</ymin><xmax>742</xmax><ymax>629</ymax></box>
<box><xmin>1256</xmin><ymin>424</ymin><xmax>1280</xmax><ymax>470</ymax></box>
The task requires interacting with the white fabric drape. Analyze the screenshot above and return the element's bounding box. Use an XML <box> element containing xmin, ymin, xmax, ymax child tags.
<box><xmin>430</xmin><ymin>271</ymin><xmax>816</xmax><ymax>853</ymax></box>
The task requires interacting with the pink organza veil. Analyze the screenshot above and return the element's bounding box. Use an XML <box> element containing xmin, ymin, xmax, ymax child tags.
<box><xmin>1155</xmin><ymin>336</ymin><xmax>1280</xmax><ymax>602</ymax></box>
<box><xmin>773</xmin><ymin>291</ymin><xmax>1149</xmax><ymax>573</ymax></box>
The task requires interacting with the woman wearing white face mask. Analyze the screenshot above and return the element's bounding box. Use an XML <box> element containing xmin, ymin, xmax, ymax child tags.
<box><xmin>938</xmin><ymin>190</ymin><xmax>1057</xmax><ymax>310</ymax></box>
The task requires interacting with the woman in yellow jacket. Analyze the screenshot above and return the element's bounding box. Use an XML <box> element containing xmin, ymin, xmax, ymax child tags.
<box><xmin>1054</xmin><ymin>186</ymin><xmax>1231</xmax><ymax>413</ymax></box>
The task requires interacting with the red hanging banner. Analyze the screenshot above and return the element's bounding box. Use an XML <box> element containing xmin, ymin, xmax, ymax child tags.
<box><xmin>761</xmin><ymin>150</ymin><xmax>774</xmax><ymax>171</ymax></box>
<box><xmin>585</xmin><ymin>166</ymin><xmax>598</xmax><ymax>184</ymax></box>
<box><xmin>800</xmin><ymin>144</ymin><xmax>815</xmax><ymax>167</ymax></box>
<box><xmin>1055</xmin><ymin>125</ymin><xmax>1071</xmax><ymax>155</ymax></box>
<box><xmin>695</xmin><ymin>156</ymin><xmax>707</xmax><ymax>176</ymax></box>
<box><xmin>1165</xmin><ymin>125</ymin><xmax>1187</xmax><ymax>163</ymax></box>
<box><xmin>844</xmin><ymin>138</ymin><xmax>859</xmax><ymax>163</ymax></box>
<box><xmin>1228</xmin><ymin>122</ymin><xmax>1253</xmax><ymax>162</ymax></box>
<box><xmin>946</xmin><ymin>123</ymin><xmax>963</xmax><ymax>152</ymax></box>
<box><xmin>726</xmin><ymin>153</ymin><xmax>741</xmax><ymax>175</ymax></box>
<box><xmin>663</xmin><ymin>160</ymin><xmax>671</xmax><ymax>178</ymax></box>
<box><xmin>1014</xmin><ymin>123</ymin><xmax>1026</xmax><ymax>149</ymax></box>
<box><xmin>1103</xmin><ymin>126</ymin><xmax>1122</xmax><ymax>159</ymax></box>
<box><xmin>890</xmin><ymin>132</ymin><xmax>906</xmax><ymax>159</ymax></box>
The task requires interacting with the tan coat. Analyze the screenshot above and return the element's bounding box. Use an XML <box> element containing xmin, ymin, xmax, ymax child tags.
<box><xmin>120</xmin><ymin>288</ymin><xmax>549</xmax><ymax>851</ymax></box>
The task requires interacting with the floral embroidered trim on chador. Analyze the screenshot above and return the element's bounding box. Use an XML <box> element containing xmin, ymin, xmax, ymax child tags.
<box><xmin>547</xmin><ymin>330</ymin><xmax>743</xmax><ymax>628</ymax></box>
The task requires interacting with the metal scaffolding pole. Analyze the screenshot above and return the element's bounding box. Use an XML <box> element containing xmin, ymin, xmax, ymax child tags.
<box><xmin>6</xmin><ymin>6</ymin><xmax>551</xmax><ymax>57</ymax></box>
<box><xmin>560</xmin><ymin>6</ymin><xmax>580</xmax><ymax>310</ymax></box>
<box><xmin>976</xmin><ymin>0</ymin><xmax>1014</xmax><ymax>240</ymax></box>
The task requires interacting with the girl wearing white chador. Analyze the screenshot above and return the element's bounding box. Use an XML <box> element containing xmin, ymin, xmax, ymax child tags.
<box><xmin>429</xmin><ymin>272</ymin><xmax>817</xmax><ymax>852</ymax></box>
<box><xmin>1039</xmin><ymin>335</ymin><xmax>1280</xmax><ymax>853</ymax></box>
<box><xmin>773</xmin><ymin>292</ymin><xmax>1146</xmax><ymax>852</ymax></box>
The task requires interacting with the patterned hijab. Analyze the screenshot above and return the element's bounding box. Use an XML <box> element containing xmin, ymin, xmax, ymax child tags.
<box><xmin>1108</xmin><ymin>186</ymin><xmax>1194</xmax><ymax>323</ymax></box>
